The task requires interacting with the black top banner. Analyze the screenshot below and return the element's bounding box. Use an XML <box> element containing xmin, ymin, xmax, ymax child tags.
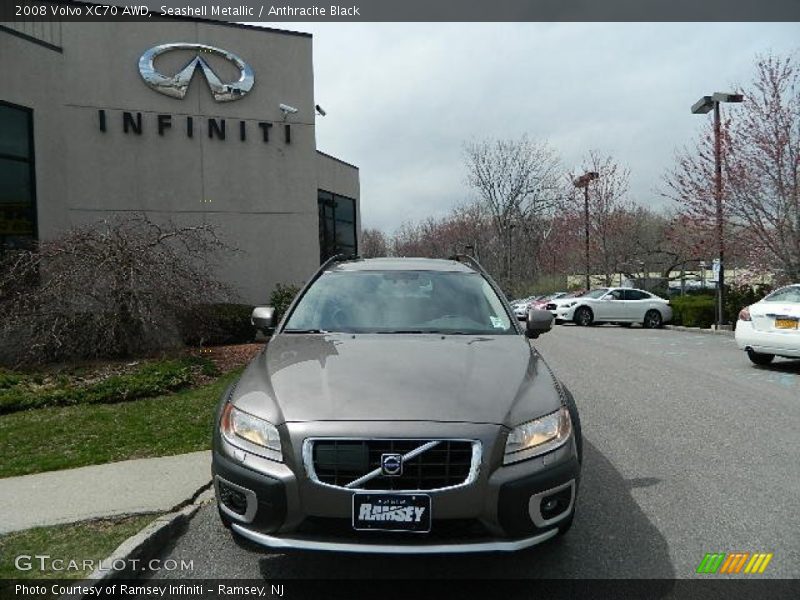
<box><xmin>3</xmin><ymin>0</ymin><xmax>800</xmax><ymax>22</ymax></box>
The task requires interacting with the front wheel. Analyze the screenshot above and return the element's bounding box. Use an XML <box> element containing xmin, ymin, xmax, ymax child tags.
<box><xmin>747</xmin><ymin>349</ymin><xmax>775</xmax><ymax>365</ymax></box>
<box><xmin>574</xmin><ymin>307</ymin><xmax>594</xmax><ymax>327</ymax></box>
<box><xmin>643</xmin><ymin>310</ymin><xmax>663</xmax><ymax>329</ymax></box>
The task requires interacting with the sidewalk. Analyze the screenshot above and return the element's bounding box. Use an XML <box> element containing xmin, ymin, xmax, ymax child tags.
<box><xmin>0</xmin><ymin>451</ymin><xmax>211</xmax><ymax>534</ymax></box>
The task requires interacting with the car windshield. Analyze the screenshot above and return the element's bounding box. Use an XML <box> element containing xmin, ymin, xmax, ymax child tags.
<box><xmin>284</xmin><ymin>270</ymin><xmax>514</xmax><ymax>334</ymax></box>
<box><xmin>583</xmin><ymin>288</ymin><xmax>610</xmax><ymax>299</ymax></box>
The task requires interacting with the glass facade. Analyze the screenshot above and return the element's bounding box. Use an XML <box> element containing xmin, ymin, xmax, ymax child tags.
<box><xmin>0</xmin><ymin>102</ymin><xmax>36</xmax><ymax>249</ymax></box>
<box><xmin>318</xmin><ymin>190</ymin><xmax>357</xmax><ymax>262</ymax></box>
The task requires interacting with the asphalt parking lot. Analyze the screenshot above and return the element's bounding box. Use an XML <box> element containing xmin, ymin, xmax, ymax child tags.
<box><xmin>147</xmin><ymin>325</ymin><xmax>800</xmax><ymax>580</ymax></box>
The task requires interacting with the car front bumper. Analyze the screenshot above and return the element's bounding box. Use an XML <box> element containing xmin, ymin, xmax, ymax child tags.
<box><xmin>555</xmin><ymin>306</ymin><xmax>577</xmax><ymax>321</ymax></box>
<box><xmin>212</xmin><ymin>420</ymin><xmax>581</xmax><ymax>554</ymax></box>
<box><xmin>735</xmin><ymin>321</ymin><xmax>800</xmax><ymax>358</ymax></box>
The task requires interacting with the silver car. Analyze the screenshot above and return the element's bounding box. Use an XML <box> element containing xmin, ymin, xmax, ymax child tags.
<box><xmin>212</xmin><ymin>256</ymin><xmax>582</xmax><ymax>553</ymax></box>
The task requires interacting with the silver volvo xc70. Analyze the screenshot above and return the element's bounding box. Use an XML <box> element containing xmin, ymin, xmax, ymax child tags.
<box><xmin>212</xmin><ymin>256</ymin><xmax>582</xmax><ymax>553</ymax></box>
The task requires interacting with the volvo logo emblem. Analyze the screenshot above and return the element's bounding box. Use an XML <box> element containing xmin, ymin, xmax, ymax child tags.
<box><xmin>138</xmin><ymin>43</ymin><xmax>255</xmax><ymax>102</ymax></box>
<box><xmin>380</xmin><ymin>454</ymin><xmax>403</xmax><ymax>477</ymax></box>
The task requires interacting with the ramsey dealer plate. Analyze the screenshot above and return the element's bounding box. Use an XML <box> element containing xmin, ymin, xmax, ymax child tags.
<box><xmin>352</xmin><ymin>493</ymin><xmax>432</xmax><ymax>532</ymax></box>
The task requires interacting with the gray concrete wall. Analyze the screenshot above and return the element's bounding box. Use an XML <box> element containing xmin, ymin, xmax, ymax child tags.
<box><xmin>1</xmin><ymin>20</ymin><xmax>360</xmax><ymax>304</ymax></box>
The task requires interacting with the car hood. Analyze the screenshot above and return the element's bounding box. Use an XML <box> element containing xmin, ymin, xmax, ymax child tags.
<box><xmin>231</xmin><ymin>333</ymin><xmax>562</xmax><ymax>427</ymax></box>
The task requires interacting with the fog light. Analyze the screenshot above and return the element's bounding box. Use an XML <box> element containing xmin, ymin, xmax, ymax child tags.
<box><xmin>542</xmin><ymin>498</ymin><xmax>559</xmax><ymax>512</ymax></box>
<box><xmin>219</xmin><ymin>482</ymin><xmax>248</xmax><ymax>515</ymax></box>
<box><xmin>540</xmin><ymin>487</ymin><xmax>572</xmax><ymax>520</ymax></box>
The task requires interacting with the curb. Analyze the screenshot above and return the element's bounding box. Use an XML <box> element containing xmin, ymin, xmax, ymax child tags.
<box><xmin>58</xmin><ymin>482</ymin><xmax>213</xmax><ymax>599</ymax></box>
<box><xmin>664</xmin><ymin>325</ymin><xmax>735</xmax><ymax>337</ymax></box>
<box><xmin>89</xmin><ymin>483</ymin><xmax>214</xmax><ymax>581</ymax></box>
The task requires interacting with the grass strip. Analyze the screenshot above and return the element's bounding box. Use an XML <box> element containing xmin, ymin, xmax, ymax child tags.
<box><xmin>0</xmin><ymin>513</ymin><xmax>157</xmax><ymax>581</ymax></box>
<box><xmin>0</xmin><ymin>370</ymin><xmax>239</xmax><ymax>478</ymax></box>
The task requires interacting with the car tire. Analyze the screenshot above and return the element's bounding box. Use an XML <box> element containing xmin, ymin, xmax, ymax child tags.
<box><xmin>747</xmin><ymin>349</ymin><xmax>775</xmax><ymax>365</ymax></box>
<box><xmin>574</xmin><ymin>307</ymin><xmax>593</xmax><ymax>327</ymax></box>
<box><xmin>643</xmin><ymin>310</ymin><xmax>663</xmax><ymax>329</ymax></box>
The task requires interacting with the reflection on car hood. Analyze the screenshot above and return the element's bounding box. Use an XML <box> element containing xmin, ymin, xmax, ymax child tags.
<box><xmin>231</xmin><ymin>333</ymin><xmax>562</xmax><ymax>427</ymax></box>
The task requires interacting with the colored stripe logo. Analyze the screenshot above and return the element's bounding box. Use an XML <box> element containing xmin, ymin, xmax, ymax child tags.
<box><xmin>696</xmin><ymin>553</ymin><xmax>773</xmax><ymax>574</ymax></box>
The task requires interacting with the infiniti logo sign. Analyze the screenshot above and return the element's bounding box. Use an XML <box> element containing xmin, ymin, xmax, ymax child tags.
<box><xmin>138</xmin><ymin>43</ymin><xmax>255</xmax><ymax>102</ymax></box>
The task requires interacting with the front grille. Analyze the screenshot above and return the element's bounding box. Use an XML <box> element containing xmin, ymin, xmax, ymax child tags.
<box><xmin>310</xmin><ymin>439</ymin><xmax>476</xmax><ymax>490</ymax></box>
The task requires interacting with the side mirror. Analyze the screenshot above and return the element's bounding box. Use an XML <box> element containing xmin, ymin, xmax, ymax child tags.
<box><xmin>525</xmin><ymin>308</ymin><xmax>553</xmax><ymax>339</ymax></box>
<box><xmin>251</xmin><ymin>306</ymin><xmax>276</xmax><ymax>333</ymax></box>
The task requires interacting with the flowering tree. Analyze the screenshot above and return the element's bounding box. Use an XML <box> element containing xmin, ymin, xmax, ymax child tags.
<box><xmin>665</xmin><ymin>52</ymin><xmax>800</xmax><ymax>283</ymax></box>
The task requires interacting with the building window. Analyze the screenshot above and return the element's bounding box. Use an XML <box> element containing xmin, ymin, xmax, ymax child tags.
<box><xmin>0</xmin><ymin>101</ymin><xmax>36</xmax><ymax>249</ymax></box>
<box><xmin>318</xmin><ymin>190</ymin><xmax>357</xmax><ymax>263</ymax></box>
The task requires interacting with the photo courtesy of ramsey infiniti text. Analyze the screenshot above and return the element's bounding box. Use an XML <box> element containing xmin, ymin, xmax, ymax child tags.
<box><xmin>212</xmin><ymin>256</ymin><xmax>583</xmax><ymax>553</ymax></box>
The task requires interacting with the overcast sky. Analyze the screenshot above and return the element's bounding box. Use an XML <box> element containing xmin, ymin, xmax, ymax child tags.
<box><xmin>252</xmin><ymin>22</ymin><xmax>799</xmax><ymax>233</ymax></box>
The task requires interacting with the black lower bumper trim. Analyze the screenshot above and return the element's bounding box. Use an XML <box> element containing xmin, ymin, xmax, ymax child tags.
<box><xmin>211</xmin><ymin>450</ymin><xmax>288</xmax><ymax>532</ymax></box>
<box><xmin>497</xmin><ymin>457</ymin><xmax>580</xmax><ymax>537</ymax></box>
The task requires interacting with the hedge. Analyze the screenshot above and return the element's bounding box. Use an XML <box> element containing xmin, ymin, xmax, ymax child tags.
<box><xmin>179</xmin><ymin>303</ymin><xmax>254</xmax><ymax>347</ymax></box>
<box><xmin>670</xmin><ymin>295</ymin><xmax>717</xmax><ymax>328</ymax></box>
<box><xmin>0</xmin><ymin>356</ymin><xmax>218</xmax><ymax>414</ymax></box>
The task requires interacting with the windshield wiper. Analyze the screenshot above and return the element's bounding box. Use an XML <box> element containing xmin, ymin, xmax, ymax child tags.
<box><xmin>283</xmin><ymin>328</ymin><xmax>329</xmax><ymax>334</ymax></box>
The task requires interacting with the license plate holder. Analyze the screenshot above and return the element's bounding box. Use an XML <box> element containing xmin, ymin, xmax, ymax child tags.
<box><xmin>352</xmin><ymin>493</ymin><xmax>431</xmax><ymax>533</ymax></box>
<box><xmin>775</xmin><ymin>318</ymin><xmax>798</xmax><ymax>330</ymax></box>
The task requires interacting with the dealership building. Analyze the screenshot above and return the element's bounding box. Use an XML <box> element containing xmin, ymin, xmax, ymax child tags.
<box><xmin>0</xmin><ymin>19</ymin><xmax>360</xmax><ymax>303</ymax></box>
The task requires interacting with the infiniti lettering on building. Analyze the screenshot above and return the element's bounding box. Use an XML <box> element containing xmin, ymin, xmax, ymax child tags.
<box><xmin>96</xmin><ymin>42</ymin><xmax>290</xmax><ymax>143</ymax></box>
<box><xmin>1</xmin><ymin>21</ymin><xmax>360</xmax><ymax>303</ymax></box>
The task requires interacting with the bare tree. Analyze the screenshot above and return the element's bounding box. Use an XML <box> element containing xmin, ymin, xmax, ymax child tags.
<box><xmin>567</xmin><ymin>151</ymin><xmax>634</xmax><ymax>285</ymax></box>
<box><xmin>463</xmin><ymin>136</ymin><xmax>562</xmax><ymax>285</ymax></box>
<box><xmin>360</xmin><ymin>228</ymin><xmax>390</xmax><ymax>258</ymax></box>
<box><xmin>0</xmin><ymin>215</ymin><xmax>235</xmax><ymax>365</ymax></box>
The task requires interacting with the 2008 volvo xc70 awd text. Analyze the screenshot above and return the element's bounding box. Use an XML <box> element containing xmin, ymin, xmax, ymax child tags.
<box><xmin>212</xmin><ymin>256</ymin><xmax>583</xmax><ymax>553</ymax></box>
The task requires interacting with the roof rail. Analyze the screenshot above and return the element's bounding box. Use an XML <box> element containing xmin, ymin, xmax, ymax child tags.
<box><xmin>319</xmin><ymin>253</ymin><xmax>361</xmax><ymax>271</ymax></box>
<box><xmin>448</xmin><ymin>253</ymin><xmax>489</xmax><ymax>276</ymax></box>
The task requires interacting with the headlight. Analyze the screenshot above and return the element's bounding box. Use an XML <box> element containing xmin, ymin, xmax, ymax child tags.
<box><xmin>504</xmin><ymin>407</ymin><xmax>572</xmax><ymax>465</ymax></box>
<box><xmin>220</xmin><ymin>403</ymin><xmax>282</xmax><ymax>462</ymax></box>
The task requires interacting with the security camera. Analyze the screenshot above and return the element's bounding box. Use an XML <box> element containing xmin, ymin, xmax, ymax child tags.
<box><xmin>279</xmin><ymin>103</ymin><xmax>299</xmax><ymax>117</ymax></box>
<box><xmin>315</xmin><ymin>104</ymin><xmax>327</xmax><ymax>117</ymax></box>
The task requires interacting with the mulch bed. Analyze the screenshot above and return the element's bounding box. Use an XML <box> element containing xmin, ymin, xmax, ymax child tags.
<box><xmin>188</xmin><ymin>343</ymin><xmax>263</xmax><ymax>374</ymax></box>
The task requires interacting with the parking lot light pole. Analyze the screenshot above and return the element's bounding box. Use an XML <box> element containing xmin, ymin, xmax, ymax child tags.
<box><xmin>691</xmin><ymin>92</ymin><xmax>744</xmax><ymax>327</ymax></box>
<box><xmin>573</xmin><ymin>171</ymin><xmax>600</xmax><ymax>290</ymax></box>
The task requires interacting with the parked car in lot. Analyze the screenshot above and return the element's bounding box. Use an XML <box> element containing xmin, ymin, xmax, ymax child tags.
<box><xmin>510</xmin><ymin>294</ymin><xmax>565</xmax><ymax>320</ymax></box>
<box><xmin>511</xmin><ymin>295</ymin><xmax>537</xmax><ymax>320</ymax></box>
<box><xmin>550</xmin><ymin>287</ymin><xmax>672</xmax><ymax>328</ymax></box>
<box><xmin>531</xmin><ymin>292</ymin><xmax>567</xmax><ymax>311</ymax></box>
<box><xmin>213</xmin><ymin>256</ymin><xmax>583</xmax><ymax>554</ymax></box>
<box><xmin>735</xmin><ymin>284</ymin><xmax>800</xmax><ymax>365</ymax></box>
<box><xmin>545</xmin><ymin>290</ymin><xmax>585</xmax><ymax>317</ymax></box>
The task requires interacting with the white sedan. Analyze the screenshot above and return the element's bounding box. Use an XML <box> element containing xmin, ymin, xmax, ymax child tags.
<box><xmin>735</xmin><ymin>284</ymin><xmax>800</xmax><ymax>365</ymax></box>
<box><xmin>550</xmin><ymin>287</ymin><xmax>673</xmax><ymax>328</ymax></box>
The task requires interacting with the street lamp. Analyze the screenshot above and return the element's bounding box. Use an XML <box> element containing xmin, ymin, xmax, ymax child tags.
<box><xmin>691</xmin><ymin>92</ymin><xmax>744</xmax><ymax>328</ymax></box>
<box><xmin>573</xmin><ymin>171</ymin><xmax>599</xmax><ymax>290</ymax></box>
